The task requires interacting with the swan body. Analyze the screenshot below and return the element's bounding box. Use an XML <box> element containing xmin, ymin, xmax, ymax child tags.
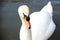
<box><xmin>30</xmin><ymin>1</ymin><xmax>56</xmax><ymax>40</ymax></box>
<box><xmin>18</xmin><ymin>1</ymin><xmax>56</xmax><ymax>40</ymax></box>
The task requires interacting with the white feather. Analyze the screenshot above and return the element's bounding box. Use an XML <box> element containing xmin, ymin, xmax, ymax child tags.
<box><xmin>20</xmin><ymin>24</ymin><xmax>31</xmax><ymax>40</ymax></box>
<box><xmin>30</xmin><ymin>1</ymin><xmax>56</xmax><ymax>40</ymax></box>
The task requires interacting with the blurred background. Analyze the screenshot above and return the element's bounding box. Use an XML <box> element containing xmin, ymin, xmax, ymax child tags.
<box><xmin>0</xmin><ymin>0</ymin><xmax>60</xmax><ymax>40</ymax></box>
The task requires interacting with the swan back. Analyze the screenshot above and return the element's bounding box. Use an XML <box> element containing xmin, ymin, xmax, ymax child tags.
<box><xmin>30</xmin><ymin>1</ymin><xmax>56</xmax><ymax>40</ymax></box>
<box><xmin>41</xmin><ymin>1</ymin><xmax>53</xmax><ymax>17</ymax></box>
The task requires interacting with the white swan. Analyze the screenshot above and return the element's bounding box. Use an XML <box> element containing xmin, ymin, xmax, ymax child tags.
<box><xmin>18</xmin><ymin>5</ymin><xmax>31</xmax><ymax>40</ymax></box>
<box><xmin>30</xmin><ymin>1</ymin><xmax>56</xmax><ymax>40</ymax></box>
<box><xmin>18</xmin><ymin>1</ymin><xmax>56</xmax><ymax>40</ymax></box>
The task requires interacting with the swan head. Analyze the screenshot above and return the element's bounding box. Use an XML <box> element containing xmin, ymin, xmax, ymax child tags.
<box><xmin>18</xmin><ymin>5</ymin><xmax>29</xmax><ymax>18</ymax></box>
<box><xmin>18</xmin><ymin>5</ymin><xmax>31</xmax><ymax>29</ymax></box>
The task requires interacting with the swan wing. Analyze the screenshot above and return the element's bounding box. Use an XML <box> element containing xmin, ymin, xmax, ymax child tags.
<box><xmin>30</xmin><ymin>1</ymin><xmax>54</xmax><ymax>40</ymax></box>
<box><xmin>44</xmin><ymin>19</ymin><xmax>56</xmax><ymax>40</ymax></box>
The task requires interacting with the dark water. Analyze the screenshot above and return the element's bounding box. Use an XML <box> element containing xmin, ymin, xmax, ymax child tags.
<box><xmin>0</xmin><ymin>0</ymin><xmax>60</xmax><ymax>40</ymax></box>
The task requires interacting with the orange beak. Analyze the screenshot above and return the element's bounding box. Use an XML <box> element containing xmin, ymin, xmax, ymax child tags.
<box><xmin>23</xmin><ymin>18</ymin><xmax>31</xmax><ymax>29</ymax></box>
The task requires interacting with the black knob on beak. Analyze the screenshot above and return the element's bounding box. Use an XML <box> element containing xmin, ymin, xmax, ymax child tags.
<box><xmin>23</xmin><ymin>13</ymin><xmax>30</xmax><ymax>21</ymax></box>
<box><xmin>26</xmin><ymin>15</ymin><xmax>30</xmax><ymax>21</ymax></box>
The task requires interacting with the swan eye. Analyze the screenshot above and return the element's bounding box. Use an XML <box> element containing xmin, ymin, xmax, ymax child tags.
<box><xmin>23</xmin><ymin>13</ymin><xmax>30</xmax><ymax>21</ymax></box>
